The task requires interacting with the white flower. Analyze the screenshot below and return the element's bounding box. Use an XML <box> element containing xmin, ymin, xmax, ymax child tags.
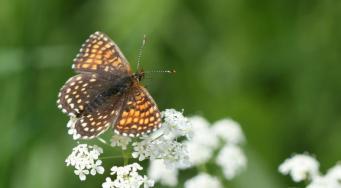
<box><xmin>132</xmin><ymin>139</ymin><xmax>151</xmax><ymax>161</ymax></box>
<box><xmin>307</xmin><ymin>175</ymin><xmax>341</xmax><ymax>188</ymax></box>
<box><xmin>111</xmin><ymin>135</ymin><xmax>132</xmax><ymax>150</ymax></box>
<box><xmin>188</xmin><ymin>116</ymin><xmax>218</xmax><ymax>149</ymax></box>
<box><xmin>279</xmin><ymin>153</ymin><xmax>319</xmax><ymax>182</ymax></box>
<box><xmin>132</xmin><ymin>136</ymin><xmax>190</xmax><ymax>169</ymax></box>
<box><xmin>141</xmin><ymin>176</ymin><xmax>155</xmax><ymax>188</ymax></box>
<box><xmin>212</xmin><ymin>118</ymin><xmax>245</xmax><ymax>145</ymax></box>
<box><xmin>90</xmin><ymin>160</ymin><xmax>105</xmax><ymax>175</ymax></box>
<box><xmin>184</xmin><ymin>173</ymin><xmax>222</xmax><ymax>188</ymax></box>
<box><xmin>183</xmin><ymin>116</ymin><xmax>218</xmax><ymax>167</ymax></box>
<box><xmin>306</xmin><ymin>164</ymin><xmax>341</xmax><ymax>188</ymax></box>
<box><xmin>326</xmin><ymin>164</ymin><xmax>341</xmax><ymax>183</ymax></box>
<box><xmin>110</xmin><ymin>163</ymin><xmax>143</xmax><ymax>176</ymax></box>
<box><xmin>102</xmin><ymin>177</ymin><xmax>115</xmax><ymax>188</ymax></box>
<box><xmin>104</xmin><ymin>163</ymin><xmax>154</xmax><ymax>188</ymax></box>
<box><xmin>90</xmin><ymin>145</ymin><xmax>103</xmax><ymax>159</ymax></box>
<box><xmin>132</xmin><ymin>109</ymin><xmax>190</xmax><ymax>169</ymax></box>
<box><xmin>148</xmin><ymin>159</ymin><xmax>178</xmax><ymax>187</ymax></box>
<box><xmin>65</xmin><ymin>144</ymin><xmax>104</xmax><ymax>181</ymax></box>
<box><xmin>185</xmin><ymin>141</ymin><xmax>213</xmax><ymax>166</ymax></box>
<box><xmin>66</xmin><ymin>117</ymin><xmax>81</xmax><ymax>140</ymax></box>
<box><xmin>74</xmin><ymin>168</ymin><xmax>89</xmax><ymax>181</ymax></box>
<box><xmin>160</xmin><ymin>138</ymin><xmax>189</xmax><ymax>168</ymax></box>
<box><xmin>216</xmin><ymin>144</ymin><xmax>247</xmax><ymax>179</ymax></box>
<box><xmin>161</xmin><ymin>109</ymin><xmax>191</xmax><ymax>138</ymax></box>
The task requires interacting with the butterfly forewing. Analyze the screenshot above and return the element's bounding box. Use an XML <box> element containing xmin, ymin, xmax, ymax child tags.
<box><xmin>73</xmin><ymin>31</ymin><xmax>131</xmax><ymax>76</ymax></box>
<box><xmin>113</xmin><ymin>86</ymin><xmax>162</xmax><ymax>137</ymax></box>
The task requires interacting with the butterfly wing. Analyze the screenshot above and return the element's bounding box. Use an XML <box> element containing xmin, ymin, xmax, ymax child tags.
<box><xmin>73</xmin><ymin>31</ymin><xmax>131</xmax><ymax>77</ymax></box>
<box><xmin>72</xmin><ymin>94</ymin><xmax>126</xmax><ymax>139</ymax></box>
<box><xmin>57</xmin><ymin>72</ymin><xmax>130</xmax><ymax>139</ymax></box>
<box><xmin>57</xmin><ymin>73</ymin><xmax>113</xmax><ymax>117</ymax></box>
<box><xmin>113</xmin><ymin>85</ymin><xmax>162</xmax><ymax>137</ymax></box>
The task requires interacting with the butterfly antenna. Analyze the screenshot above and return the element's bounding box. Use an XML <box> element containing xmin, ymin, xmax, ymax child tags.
<box><xmin>144</xmin><ymin>70</ymin><xmax>176</xmax><ymax>74</ymax></box>
<box><xmin>137</xmin><ymin>35</ymin><xmax>147</xmax><ymax>71</ymax></box>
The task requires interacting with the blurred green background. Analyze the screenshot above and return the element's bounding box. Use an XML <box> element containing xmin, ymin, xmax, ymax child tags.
<box><xmin>1</xmin><ymin>0</ymin><xmax>340</xmax><ymax>187</ymax></box>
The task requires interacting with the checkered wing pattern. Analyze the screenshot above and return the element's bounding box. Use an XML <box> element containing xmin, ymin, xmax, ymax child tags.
<box><xmin>73</xmin><ymin>95</ymin><xmax>126</xmax><ymax>139</ymax></box>
<box><xmin>57</xmin><ymin>73</ymin><xmax>127</xmax><ymax>139</ymax></box>
<box><xmin>73</xmin><ymin>31</ymin><xmax>131</xmax><ymax>77</ymax></box>
<box><xmin>113</xmin><ymin>86</ymin><xmax>162</xmax><ymax>137</ymax></box>
<box><xmin>57</xmin><ymin>73</ymin><xmax>111</xmax><ymax>116</ymax></box>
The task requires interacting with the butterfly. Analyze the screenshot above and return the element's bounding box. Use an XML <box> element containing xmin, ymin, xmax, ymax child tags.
<box><xmin>57</xmin><ymin>31</ymin><xmax>161</xmax><ymax>139</ymax></box>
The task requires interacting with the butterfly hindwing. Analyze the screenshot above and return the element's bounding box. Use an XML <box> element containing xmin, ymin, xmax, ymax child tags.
<box><xmin>73</xmin><ymin>31</ymin><xmax>131</xmax><ymax>76</ymax></box>
<box><xmin>73</xmin><ymin>95</ymin><xmax>126</xmax><ymax>139</ymax></box>
<box><xmin>113</xmin><ymin>86</ymin><xmax>162</xmax><ymax>137</ymax></box>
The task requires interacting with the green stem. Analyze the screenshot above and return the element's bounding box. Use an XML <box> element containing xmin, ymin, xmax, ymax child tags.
<box><xmin>197</xmin><ymin>164</ymin><xmax>207</xmax><ymax>172</ymax></box>
<box><xmin>97</xmin><ymin>137</ymin><xmax>110</xmax><ymax>146</ymax></box>
<box><xmin>122</xmin><ymin>149</ymin><xmax>129</xmax><ymax>165</ymax></box>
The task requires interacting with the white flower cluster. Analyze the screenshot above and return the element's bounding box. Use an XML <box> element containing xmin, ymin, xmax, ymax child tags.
<box><xmin>147</xmin><ymin>113</ymin><xmax>247</xmax><ymax>187</ymax></box>
<box><xmin>132</xmin><ymin>109</ymin><xmax>191</xmax><ymax>169</ymax></box>
<box><xmin>65</xmin><ymin>144</ymin><xmax>104</xmax><ymax>181</ymax></box>
<box><xmin>148</xmin><ymin>160</ymin><xmax>178</xmax><ymax>187</ymax></box>
<box><xmin>279</xmin><ymin>153</ymin><xmax>319</xmax><ymax>182</ymax></box>
<box><xmin>184</xmin><ymin>173</ymin><xmax>223</xmax><ymax>188</ymax></box>
<box><xmin>64</xmin><ymin>109</ymin><xmax>247</xmax><ymax>188</ymax></box>
<box><xmin>186</xmin><ymin>116</ymin><xmax>247</xmax><ymax>179</ymax></box>
<box><xmin>216</xmin><ymin>144</ymin><xmax>247</xmax><ymax>180</ymax></box>
<box><xmin>102</xmin><ymin>163</ymin><xmax>154</xmax><ymax>188</ymax></box>
<box><xmin>279</xmin><ymin>153</ymin><xmax>341</xmax><ymax>188</ymax></box>
<box><xmin>184</xmin><ymin>116</ymin><xmax>218</xmax><ymax>166</ymax></box>
<box><xmin>111</xmin><ymin>135</ymin><xmax>132</xmax><ymax>150</ymax></box>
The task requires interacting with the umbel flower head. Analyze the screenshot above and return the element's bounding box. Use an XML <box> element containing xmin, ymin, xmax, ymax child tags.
<box><xmin>279</xmin><ymin>153</ymin><xmax>320</xmax><ymax>182</ymax></box>
<box><xmin>102</xmin><ymin>163</ymin><xmax>154</xmax><ymax>188</ymax></box>
<box><xmin>184</xmin><ymin>116</ymin><xmax>247</xmax><ymax>177</ymax></box>
<box><xmin>131</xmin><ymin>109</ymin><xmax>191</xmax><ymax>169</ymax></box>
<box><xmin>216</xmin><ymin>144</ymin><xmax>247</xmax><ymax>180</ymax></box>
<box><xmin>148</xmin><ymin>159</ymin><xmax>178</xmax><ymax>187</ymax></box>
<box><xmin>65</xmin><ymin>144</ymin><xmax>104</xmax><ymax>181</ymax></box>
<box><xmin>147</xmin><ymin>114</ymin><xmax>247</xmax><ymax>187</ymax></box>
<box><xmin>279</xmin><ymin>153</ymin><xmax>341</xmax><ymax>188</ymax></box>
<box><xmin>184</xmin><ymin>173</ymin><xmax>223</xmax><ymax>188</ymax></box>
<box><xmin>65</xmin><ymin>109</ymin><xmax>247</xmax><ymax>188</ymax></box>
<box><xmin>65</xmin><ymin>109</ymin><xmax>193</xmax><ymax>187</ymax></box>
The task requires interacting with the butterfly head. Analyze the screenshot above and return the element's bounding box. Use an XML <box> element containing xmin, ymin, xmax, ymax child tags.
<box><xmin>133</xmin><ymin>68</ymin><xmax>145</xmax><ymax>82</ymax></box>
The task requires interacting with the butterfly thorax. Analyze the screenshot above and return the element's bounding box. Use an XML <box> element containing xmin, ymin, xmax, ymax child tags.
<box><xmin>132</xmin><ymin>70</ymin><xmax>145</xmax><ymax>82</ymax></box>
<box><xmin>83</xmin><ymin>75</ymin><xmax>134</xmax><ymax>115</ymax></box>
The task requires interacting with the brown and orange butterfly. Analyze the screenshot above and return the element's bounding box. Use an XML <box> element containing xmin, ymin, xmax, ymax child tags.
<box><xmin>57</xmin><ymin>31</ymin><xmax>161</xmax><ymax>139</ymax></box>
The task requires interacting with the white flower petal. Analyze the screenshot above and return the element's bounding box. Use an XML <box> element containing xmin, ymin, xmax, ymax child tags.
<box><xmin>111</xmin><ymin>135</ymin><xmax>132</xmax><ymax>150</ymax></box>
<box><xmin>185</xmin><ymin>173</ymin><xmax>222</xmax><ymax>188</ymax></box>
<box><xmin>279</xmin><ymin>153</ymin><xmax>319</xmax><ymax>182</ymax></box>
<box><xmin>148</xmin><ymin>160</ymin><xmax>178</xmax><ymax>187</ymax></box>
<box><xmin>212</xmin><ymin>118</ymin><xmax>245</xmax><ymax>145</ymax></box>
<box><xmin>216</xmin><ymin>144</ymin><xmax>247</xmax><ymax>179</ymax></box>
